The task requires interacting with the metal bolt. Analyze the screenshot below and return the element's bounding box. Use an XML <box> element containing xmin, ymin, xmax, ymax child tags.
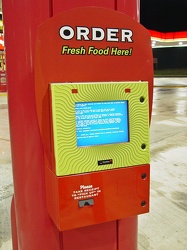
<box><xmin>141</xmin><ymin>173</ymin><xmax>147</xmax><ymax>180</ymax></box>
<box><xmin>140</xmin><ymin>96</ymin><xmax>145</xmax><ymax>103</ymax></box>
<box><xmin>141</xmin><ymin>200</ymin><xmax>146</xmax><ymax>207</ymax></box>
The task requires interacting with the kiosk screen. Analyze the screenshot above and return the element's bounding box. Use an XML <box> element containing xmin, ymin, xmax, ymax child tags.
<box><xmin>75</xmin><ymin>100</ymin><xmax>129</xmax><ymax>147</ymax></box>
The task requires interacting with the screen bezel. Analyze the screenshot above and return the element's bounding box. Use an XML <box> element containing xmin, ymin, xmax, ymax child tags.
<box><xmin>50</xmin><ymin>82</ymin><xmax>149</xmax><ymax>176</ymax></box>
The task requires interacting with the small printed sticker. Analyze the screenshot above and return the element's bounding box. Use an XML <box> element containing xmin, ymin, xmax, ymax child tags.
<box><xmin>98</xmin><ymin>159</ymin><xmax>113</xmax><ymax>165</ymax></box>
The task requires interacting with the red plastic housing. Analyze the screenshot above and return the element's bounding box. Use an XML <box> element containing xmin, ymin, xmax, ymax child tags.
<box><xmin>35</xmin><ymin>7</ymin><xmax>153</xmax><ymax>231</ymax></box>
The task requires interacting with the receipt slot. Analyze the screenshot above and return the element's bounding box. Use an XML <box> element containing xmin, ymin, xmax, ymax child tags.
<box><xmin>35</xmin><ymin>7</ymin><xmax>153</xmax><ymax>232</ymax></box>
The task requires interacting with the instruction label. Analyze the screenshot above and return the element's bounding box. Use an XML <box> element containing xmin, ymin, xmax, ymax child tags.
<box><xmin>72</xmin><ymin>185</ymin><xmax>101</xmax><ymax>200</ymax></box>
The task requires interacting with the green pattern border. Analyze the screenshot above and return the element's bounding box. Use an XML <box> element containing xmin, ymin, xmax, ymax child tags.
<box><xmin>51</xmin><ymin>82</ymin><xmax>150</xmax><ymax>176</ymax></box>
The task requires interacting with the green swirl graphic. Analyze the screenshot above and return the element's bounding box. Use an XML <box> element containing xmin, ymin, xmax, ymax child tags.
<box><xmin>51</xmin><ymin>82</ymin><xmax>150</xmax><ymax>176</ymax></box>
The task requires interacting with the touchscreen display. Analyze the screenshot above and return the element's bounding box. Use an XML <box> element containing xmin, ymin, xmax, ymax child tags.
<box><xmin>75</xmin><ymin>100</ymin><xmax>129</xmax><ymax>147</ymax></box>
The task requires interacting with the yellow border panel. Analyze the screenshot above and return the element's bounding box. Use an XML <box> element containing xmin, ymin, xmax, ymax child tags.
<box><xmin>50</xmin><ymin>82</ymin><xmax>150</xmax><ymax>176</ymax></box>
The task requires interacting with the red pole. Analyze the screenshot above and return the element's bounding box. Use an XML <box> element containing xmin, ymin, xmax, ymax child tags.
<box><xmin>117</xmin><ymin>0</ymin><xmax>140</xmax><ymax>21</ymax></box>
<box><xmin>3</xmin><ymin>1</ymin><xmax>142</xmax><ymax>249</ymax></box>
<box><xmin>2</xmin><ymin>1</ymin><xmax>62</xmax><ymax>249</ymax></box>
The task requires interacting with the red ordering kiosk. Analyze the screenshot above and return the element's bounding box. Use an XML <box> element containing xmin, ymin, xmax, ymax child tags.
<box><xmin>35</xmin><ymin>4</ymin><xmax>153</xmax><ymax>240</ymax></box>
<box><xmin>3</xmin><ymin>2</ymin><xmax>153</xmax><ymax>250</ymax></box>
